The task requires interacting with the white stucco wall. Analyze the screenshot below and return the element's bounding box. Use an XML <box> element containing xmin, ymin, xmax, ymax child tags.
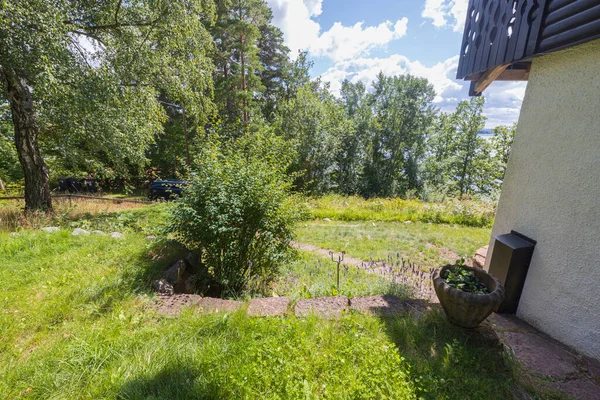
<box><xmin>485</xmin><ymin>39</ymin><xmax>600</xmax><ymax>359</ymax></box>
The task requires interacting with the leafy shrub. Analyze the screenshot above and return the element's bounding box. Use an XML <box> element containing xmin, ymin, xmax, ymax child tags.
<box><xmin>442</xmin><ymin>267</ymin><xmax>488</xmax><ymax>294</ymax></box>
<box><xmin>167</xmin><ymin>131</ymin><xmax>302</xmax><ymax>297</ymax></box>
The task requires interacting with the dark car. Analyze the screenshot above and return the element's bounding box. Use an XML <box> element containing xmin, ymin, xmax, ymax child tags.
<box><xmin>57</xmin><ymin>177</ymin><xmax>98</xmax><ymax>193</ymax></box>
<box><xmin>148</xmin><ymin>179</ymin><xmax>187</xmax><ymax>200</ymax></box>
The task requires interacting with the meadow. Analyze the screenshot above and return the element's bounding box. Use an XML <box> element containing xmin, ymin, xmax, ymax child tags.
<box><xmin>0</xmin><ymin>197</ymin><xmax>559</xmax><ymax>399</ymax></box>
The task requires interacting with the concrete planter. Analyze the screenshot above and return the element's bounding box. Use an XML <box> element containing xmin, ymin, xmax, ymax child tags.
<box><xmin>432</xmin><ymin>265</ymin><xmax>505</xmax><ymax>328</ymax></box>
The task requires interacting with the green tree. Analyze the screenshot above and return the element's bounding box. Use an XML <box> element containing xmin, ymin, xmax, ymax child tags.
<box><xmin>211</xmin><ymin>0</ymin><xmax>270</xmax><ymax>131</ymax></box>
<box><xmin>452</xmin><ymin>97</ymin><xmax>487</xmax><ymax>197</ymax></box>
<box><xmin>490</xmin><ymin>123</ymin><xmax>516</xmax><ymax>182</ymax></box>
<box><xmin>0</xmin><ymin>104</ymin><xmax>22</xmax><ymax>187</ymax></box>
<box><xmin>425</xmin><ymin>97</ymin><xmax>494</xmax><ymax>198</ymax></box>
<box><xmin>363</xmin><ymin>73</ymin><xmax>436</xmax><ymax>197</ymax></box>
<box><xmin>0</xmin><ymin>0</ymin><xmax>215</xmax><ymax>210</ymax></box>
<box><xmin>423</xmin><ymin>112</ymin><xmax>456</xmax><ymax>196</ymax></box>
<box><xmin>275</xmin><ymin>83</ymin><xmax>347</xmax><ymax>194</ymax></box>
<box><xmin>337</xmin><ymin>80</ymin><xmax>372</xmax><ymax>194</ymax></box>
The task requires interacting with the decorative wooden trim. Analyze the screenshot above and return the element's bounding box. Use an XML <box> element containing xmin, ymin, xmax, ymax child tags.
<box><xmin>465</xmin><ymin>64</ymin><xmax>531</xmax><ymax>81</ymax></box>
<box><xmin>458</xmin><ymin>0</ymin><xmax>600</xmax><ymax>84</ymax></box>
<box><xmin>470</xmin><ymin>64</ymin><xmax>509</xmax><ymax>96</ymax></box>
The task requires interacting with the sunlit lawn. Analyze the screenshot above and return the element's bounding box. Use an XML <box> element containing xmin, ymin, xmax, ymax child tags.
<box><xmin>295</xmin><ymin>220</ymin><xmax>491</xmax><ymax>267</ymax></box>
<box><xmin>0</xmin><ymin>222</ymin><xmax>517</xmax><ymax>399</ymax></box>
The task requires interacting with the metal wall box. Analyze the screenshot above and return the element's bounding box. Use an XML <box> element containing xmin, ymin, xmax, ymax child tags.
<box><xmin>487</xmin><ymin>231</ymin><xmax>536</xmax><ymax>314</ymax></box>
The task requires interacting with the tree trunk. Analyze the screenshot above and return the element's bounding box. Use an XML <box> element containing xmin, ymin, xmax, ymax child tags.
<box><xmin>0</xmin><ymin>176</ymin><xmax>4</xmax><ymax>191</ymax></box>
<box><xmin>239</xmin><ymin>7</ymin><xmax>248</xmax><ymax>123</ymax></box>
<box><xmin>1</xmin><ymin>68</ymin><xmax>52</xmax><ymax>210</ymax></box>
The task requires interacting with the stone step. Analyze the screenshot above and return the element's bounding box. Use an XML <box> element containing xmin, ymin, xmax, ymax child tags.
<box><xmin>294</xmin><ymin>296</ymin><xmax>348</xmax><ymax>319</ymax></box>
<box><xmin>247</xmin><ymin>297</ymin><xmax>291</xmax><ymax>317</ymax></box>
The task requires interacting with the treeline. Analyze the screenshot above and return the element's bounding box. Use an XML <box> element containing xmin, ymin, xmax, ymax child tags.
<box><xmin>0</xmin><ymin>0</ymin><xmax>514</xmax><ymax>209</ymax></box>
<box><xmin>141</xmin><ymin>0</ymin><xmax>515</xmax><ymax>200</ymax></box>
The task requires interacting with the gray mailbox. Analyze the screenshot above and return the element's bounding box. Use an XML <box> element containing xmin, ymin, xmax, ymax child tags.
<box><xmin>487</xmin><ymin>231</ymin><xmax>536</xmax><ymax>314</ymax></box>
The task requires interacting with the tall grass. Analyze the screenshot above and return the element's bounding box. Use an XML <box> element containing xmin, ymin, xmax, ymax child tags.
<box><xmin>305</xmin><ymin>195</ymin><xmax>497</xmax><ymax>227</ymax></box>
<box><xmin>0</xmin><ymin>197</ymin><xmax>150</xmax><ymax>232</ymax></box>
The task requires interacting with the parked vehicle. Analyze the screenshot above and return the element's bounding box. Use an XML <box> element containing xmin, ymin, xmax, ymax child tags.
<box><xmin>148</xmin><ymin>179</ymin><xmax>187</xmax><ymax>200</ymax></box>
<box><xmin>57</xmin><ymin>177</ymin><xmax>98</xmax><ymax>193</ymax></box>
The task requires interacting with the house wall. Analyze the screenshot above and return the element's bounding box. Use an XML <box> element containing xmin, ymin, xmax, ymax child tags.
<box><xmin>485</xmin><ymin>38</ymin><xmax>600</xmax><ymax>359</ymax></box>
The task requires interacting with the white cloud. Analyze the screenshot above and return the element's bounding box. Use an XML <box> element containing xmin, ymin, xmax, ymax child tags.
<box><xmin>320</xmin><ymin>54</ymin><xmax>526</xmax><ymax>127</ymax></box>
<box><xmin>422</xmin><ymin>0</ymin><xmax>447</xmax><ymax>27</ymax></box>
<box><xmin>266</xmin><ymin>0</ymin><xmax>408</xmax><ymax>60</ymax></box>
<box><xmin>267</xmin><ymin>0</ymin><xmax>322</xmax><ymax>57</ymax></box>
<box><xmin>311</xmin><ymin>18</ymin><xmax>408</xmax><ymax>62</ymax></box>
<box><xmin>321</xmin><ymin>54</ymin><xmax>461</xmax><ymax>102</ymax></box>
<box><xmin>422</xmin><ymin>0</ymin><xmax>469</xmax><ymax>32</ymax></box>
<box><xmin>303</xmin><ymin>0</ymin><xmax>323</xmax><ymax>16</ymax></box>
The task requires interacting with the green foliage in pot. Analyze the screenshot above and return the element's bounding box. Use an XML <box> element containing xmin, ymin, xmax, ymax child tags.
<box><xmin>442</xmin><ymin>266</ymin><xmax>489</xmax><ymax>295</ymax></box>
<box><xmin>167</xmin><ymin>129</ymin><xmax>303</xmax><ymax>297</ymax></box>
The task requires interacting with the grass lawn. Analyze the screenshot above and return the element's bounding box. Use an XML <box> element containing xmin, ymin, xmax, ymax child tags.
<box><xmin>295</xmin><ymin>220</ymin><xmax>491</xmax><ymax>267</ymax></box>
<box><xmin>0</xmin><ymin>203</ymin><xmax>530</xmax><ymax>399</ymax></box>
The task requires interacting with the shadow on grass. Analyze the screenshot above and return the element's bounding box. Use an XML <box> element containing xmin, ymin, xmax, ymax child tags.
<box><xmin>375</xmin><ymin>304</ymin><xmax>513</xmax><ymax>399</ymax></box>
<box><xmin>81</xmin><ymin>240</ymin><xmax>192</xmax><ymax>316</ymax></box>
<box><xmin>117</xmin><ymin>364</ymin><xmax>221</xmax><ymax>400</ymax></box>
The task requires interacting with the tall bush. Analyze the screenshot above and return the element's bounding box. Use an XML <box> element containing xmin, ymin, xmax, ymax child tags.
<box><xmin>167</xmin><ymin>130</ymin><xmax>301</xmax><ymax>297</ymax></box>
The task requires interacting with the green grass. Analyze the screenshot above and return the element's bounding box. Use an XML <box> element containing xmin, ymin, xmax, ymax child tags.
<box><xmin>295</xmin><ymin>220</ymin><xmax>491</xmax><ymax>267</ymax></box>
<box><xmin>305</xmin><ymin>195</ymin><xmax>497</xmax><ymax>228</ymax></box>
<box><xmin>272</xmin><ymin>251</ymin><xmax>412</xmax><ymax>299</ymax></box>
<box><xmin>0</xmin><ymin>227</ymin><xmax>518</xmax><ymax>399</ymax></box>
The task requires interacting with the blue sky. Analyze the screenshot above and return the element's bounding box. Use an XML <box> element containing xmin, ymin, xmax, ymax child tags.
<box><xmin>266</xmin><ymin>0</ymin><xmax>527</xmax><ymax>128</ymax></box>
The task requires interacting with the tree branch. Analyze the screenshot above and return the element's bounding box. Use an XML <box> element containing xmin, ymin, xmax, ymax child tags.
<box><xmin>70</xmin><ymin>30</ymin><xmax>106</xmax><ymax>46</ymax></box>
<box><xmin>65</xmin><ymin>19</ymin><xmax>157</xmax><ymax>31</ymax></box>
<box><xmin>114</xmin><ymin>0</ymin><xmax>123</xmax><ymax>25</ymax></box>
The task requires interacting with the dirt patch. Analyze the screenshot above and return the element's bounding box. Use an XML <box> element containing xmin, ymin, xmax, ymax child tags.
<box><xmin>295</xmin><ymin>296</ymin><xmax>348</xmax><ymax>319</ymax></box>
<box><xmin>247</xmin><ymin>297</ymin><xmax>291</xmax><ymax>317</ymax></box>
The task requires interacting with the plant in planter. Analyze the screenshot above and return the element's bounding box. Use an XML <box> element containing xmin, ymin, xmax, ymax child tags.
<box><xmin>432</xmin><ymin>264</ymin><xmax>505</xmax><ymax>328</ymax></box>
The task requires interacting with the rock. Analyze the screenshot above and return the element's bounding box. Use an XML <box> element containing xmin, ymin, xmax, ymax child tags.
<box><xmin>473</xmin><ymin>245</ymin><xmax>488</xmax><ymax>269</ymax></box>
<box><xmin>404</xmin><ymin>220</ymin><xmax>412</xmax><ymax>224</ymax></box>
<box><xmin>323</xmin><ymin>218</ymin><xmax>332</xmax><ymax>222</ymax></box>
<box><xmin>164</xmin><ymin>260</ymin><xmax>187</xmax><ymax>285</ymax></box>
<box><xmin>110</xmin><ymin>232</ymin><xmax>125</xmax><ymax>239</ymax></box>
<box><xmin>9</xmin><ymin>232</ymin><xmax>18</xmax><ymax>237</ymax></box>
<box><xmin>164</xmin><ymin>259</ymin><xmax>195</xmax><ymax>293</ymax></box>
<box><xmin>248</xmin><ymin>297</ymin><xmax>290</xmax><ymax>317</ymax></box>
<box><xmin>145</xmin><ymin>235</ymin><xmax>157</xmax><ymax>240</ymax></box>
<box><xmin>152</xmin><ymin>279</ymin><xmax>174</xmax><ymax>296</ymax></box>
<box><xmin>295</xmin><ymin>296</ymin><xmax>348</xmax><ymax>319</ymax></box>
<box><xmin>42</xmin><ymin>227</ymin><xmax>60</xmax><ymax>233</ymax></box>
<box><xmin>92</xmin><ymin>230</ymin><xmax>107</xmax><ymax>236</ymax></box>
<box><xmin>196</xmin><ymin>297</ymin><xmax>244</xmax><ymax>314</ymax></box>
<box><xmin>72</xmin><ymin>228</ymin><xmax>90</xmax><ymax>236</ymax></box>
<box><xmin>349</xmin><ymin>295</ymin><xmax>409</xmax><ymax>316</ymax></box>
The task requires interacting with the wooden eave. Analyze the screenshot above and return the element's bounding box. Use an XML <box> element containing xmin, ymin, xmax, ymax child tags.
<box><xmin>457</xmin><ymin>0</ymin><xmax>600</xmax><ymax>96</ymax></box>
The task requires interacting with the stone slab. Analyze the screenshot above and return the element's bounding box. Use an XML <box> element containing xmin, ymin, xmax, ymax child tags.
<box><xmin>549</xmin><ymin>378</ymin><xmax>600</xmax><ymax>400</ymax></box>
<box><xmin>247</xmin><ymin>297</ymin><xmax>290</xmax><ymax>317</ymax></box>
<box><xmin>349</xmin><ymin>295</ymin><xmax>409</xmax><ymax>316</ymax></box>
<box><xmin>472</xmin><ymin>245</ymin><xmax>488</xmax><ymax>269</ymax></box>
<box><xmin>487</xmin><ymin>313</ymin><xmax>539</xmax><ymax>334</ymax></box>
<box><xmin>501</xmin><ymin>331</ymin><xmax>580</xmax><ymax>380</ymax></box>
<box><xmin>295</xmin><ymin>296</ymin><xmax>348</xmax><ymax>319</ymax></box>
<box><xmin>151</xmin><ymin>294</ymin><xmax>202</xmax><ymax>316</ymax></box>
<box><xmin>196</xmin><ymin>297</ymin><xmax>245</xmax><ymax>314</ymax></box>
